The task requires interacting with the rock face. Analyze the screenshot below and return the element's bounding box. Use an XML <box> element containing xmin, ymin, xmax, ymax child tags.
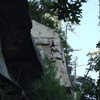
<box><xmin>0</xmin><ymin>41</ymin><xmax>10</xmax><ymax>80</ymax></box>
<box><xmin>0</xmin><ymin>0</ymin><xmax>43</xmax><ymax>99</ymax></box>
<box><xmin>31</xmin><ymin>20</ymin><xmax>71</xmax><ymax>88</ymax></box>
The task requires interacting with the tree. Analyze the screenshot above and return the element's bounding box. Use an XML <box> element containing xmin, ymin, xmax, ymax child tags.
<box><xmin>32</xmin><ymin>56</ymin><xmax>73</xmax><ymax>100</ymax></box>
<box><xmin>71</xmin><ymin>76</ymin><xmax>97</xmax><ymax>100</ymax></box>
<box><xmin>28</xmin><ymin>0</ymin><xmax>87</xmax><ymax>25</ymax></box>
<box><xmin>50</xmin><ymin>0</ymin><xmax>87</xmax><ymax>24</ymax></box>
<box><xmin>73</xmin><ymin>41</ymin><xmax>100</xmax><ymax>100</ymax></box>
<box><xmin>28</xmin><ymin>0</ymin><xmax>59</xmax><ymax>29</ymax></box>
<box><xmin>87</xmin><ymin>40</ymin><xmax>100</xmax><ymax>80</ymax></box>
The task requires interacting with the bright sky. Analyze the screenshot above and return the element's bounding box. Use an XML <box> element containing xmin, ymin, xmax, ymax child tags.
<box><xmin>66</xmin><ymin>0</ymin><xmax>100</xmax><ymax>80</ymax></box>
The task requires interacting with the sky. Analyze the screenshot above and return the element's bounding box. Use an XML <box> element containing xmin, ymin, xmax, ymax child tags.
<box><xmin>64</xmin><ymin>0</ymin><xmax>100</xmax><ymax>80</ymax></box>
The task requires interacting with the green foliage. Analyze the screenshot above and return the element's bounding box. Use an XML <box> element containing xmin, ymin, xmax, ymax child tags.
<box><xmin>96</xmin><ymin>41</ymin><xmax>100</xmax><ymax>48</ymax></box>
<box><xmin>28</xmin><ymin>0</ymin><xmax>58</xmax><ymax>29</ymax></box>
<box><xmin>76</xmin><ymin>91</ymin><xmax>82</xmax><ymax>100</ymax></box>
<box><xmin>28</xmin><ymin>0</ymin><xmax>87</xmax><ymax>26</ymax></box>
<box><xmin>87</xmin><ymin>41</ymin><xmax>100</xmax><ymax>72</ymax></box>
<box><xmin>32</xmin><ymin>56</ymin><xmax>73</xmax><ymax>100</ymax></box>
<box><xmin>86</xmin><ymin>41</ymin><xmax>100</xmax><ymax>77</ymax></box>
<box><xmin>95</xmin><ymin>41</ymin><xmax>100</xmax><ymax>72</ymax></box>
<box><xmin>96</xmin><ymin>79</ymin><xmax>100</xmax><ymax>99</ymax></box>
<box><xmin>75</xmin><ymin>76</ymin><xmax>100</xmax><ymax>100</ymax></box>
<box><xmin>81</xmin><ymin>77</ymin><xmax>96</xmax><ymax>95</ymax></box>
<box><xmin>48</xmin><ymin>0</ymin><xmax>87</xmax><ymax>24</ymax></box>
<box><xmin>79</xmin><ymin>41</ymin><xmax>100</xmax><ymax>100</ymax></box>
<box><xmin>0</xmin><ymin>82</ymin><xmax>15</xmax><ymax>100</ymax></box>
